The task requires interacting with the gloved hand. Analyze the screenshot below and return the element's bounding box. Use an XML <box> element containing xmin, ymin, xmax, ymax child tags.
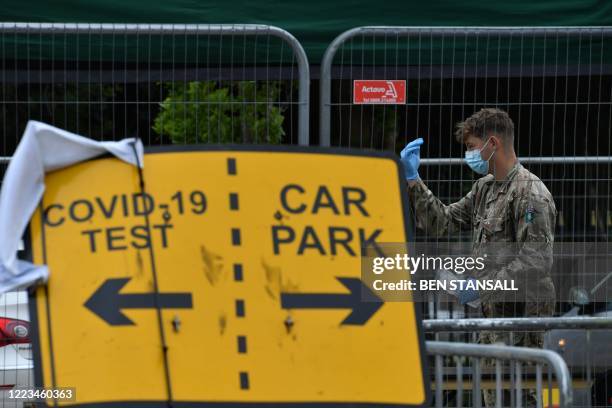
<box><xmin>400</xmin><ymin>138</ymin><xmax>424</xmax><ymax>180</ymax></box>
<box><xmin>457</xmin><ymin>278</ymin><xmax>480</xmax><ymax>305</ymax></box>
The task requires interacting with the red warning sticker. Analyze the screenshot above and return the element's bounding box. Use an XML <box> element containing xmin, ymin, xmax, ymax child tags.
<box><xmin>353</xmin><ymin>80</ymin><xmax>406</xmax><ymax>104</ymax></box>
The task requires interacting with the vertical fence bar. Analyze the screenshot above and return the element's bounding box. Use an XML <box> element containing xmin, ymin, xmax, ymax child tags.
<box><xmin>586</xmin><ymin>329</ymin><xmax>592</xmax><ymax>405</ymax></box>
<box><xmin>435</xmin><ymin>354</ymin><xmax>443</xmax><ymax>408</ymax></box>
<box><xmin>456</xmin><ymin>358</ymin><xmax>463</xmax><ymax>408</ymax></box>
<box><xmin>515</xmin><ymin>361</ymin><xmax>522</xmax><ymax>408</ymax></box>
<box><xmin>473</xmin><ymin>356</ymin><xmax>482</xmax><ymax>408</ymax></box>
<box><xmin>495</xmin><ymin>359</ymin><xmax>502</xmax><ymax>408</ymax></box>
<box><xmin>536</xmin><ymin>363</ymin><xmax>543</xmax><ymax>408</ymax></box>
<box><xmin>547</xmin><ymin>365</ymin><xmax>553</xmax><ymax>408</ymax></box>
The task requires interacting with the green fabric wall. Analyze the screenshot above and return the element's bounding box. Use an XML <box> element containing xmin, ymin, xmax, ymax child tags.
<box><xmin>1</xmin><ymin>0</ymin><xmax>611</xmax><ymax>62</ymax></box>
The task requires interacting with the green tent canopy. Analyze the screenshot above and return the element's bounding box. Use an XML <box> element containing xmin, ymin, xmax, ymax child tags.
<box><xmin>0</xmin><ymin>0</ymin><xmax>611</xmax><ymax>66</ymax></box>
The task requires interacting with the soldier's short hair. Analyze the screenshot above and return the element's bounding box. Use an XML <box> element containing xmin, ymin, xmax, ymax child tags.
<box><xmin>455</xmin><ymin>108</ymin><xmax>515</xmax><ymax>146</ymax></box>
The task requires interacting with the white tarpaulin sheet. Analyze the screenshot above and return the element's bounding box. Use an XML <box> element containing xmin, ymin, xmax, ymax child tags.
<box><xmin>0</xmin><ymin>121</ymin><xmax>144</xmax><ymax>293</ymax></box>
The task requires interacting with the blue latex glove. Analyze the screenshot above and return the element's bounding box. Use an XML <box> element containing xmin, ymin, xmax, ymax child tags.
<box><xmin>400</xmin><ymin>138</ymin><xmax>424</xmax><ymax>180</ymax></box>
<box><xmin>457</xmin><ymin>278</ymin><xmax>480</xmax><ymax>305</ymax></box>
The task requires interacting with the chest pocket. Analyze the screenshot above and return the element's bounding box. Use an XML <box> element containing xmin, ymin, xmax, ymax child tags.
<box><xmin>477</xmin><ymin>216</ymin><xmax>509</xmax><ymax>243</ymax></box>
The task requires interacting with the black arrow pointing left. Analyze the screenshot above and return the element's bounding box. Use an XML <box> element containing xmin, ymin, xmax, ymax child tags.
<box><xmin>84</xmin><ymin>278</ymin><xmax>193</xmax><ymax>326</ymax></box>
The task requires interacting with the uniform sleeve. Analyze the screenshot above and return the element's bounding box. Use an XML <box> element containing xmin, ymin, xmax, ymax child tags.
<box><xmin>408</xmin><ymin>179</ymin><xmax>474</xmax><ymax>237</ymax></box>
<box><xmin>479</xmin><ymin>186</ymin><xmax>557</xmax><ymax>303</ymax></box>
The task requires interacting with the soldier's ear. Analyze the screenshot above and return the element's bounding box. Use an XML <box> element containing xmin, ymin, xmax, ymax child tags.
<box><xmin>489</xmin><ymin>135</ymin><xmax>501</xmax><ymax>150</ymax></box>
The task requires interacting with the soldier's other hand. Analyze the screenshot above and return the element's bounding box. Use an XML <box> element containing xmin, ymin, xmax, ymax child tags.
<box><xmin>457</xmin><ymin>278</ymin><xmax>480</xmax><ymax>305</ymax></box>
<box><xmin>400</xmin><ymin>138</ymin><xmax>424</xmax><ymax>181</ymax></box>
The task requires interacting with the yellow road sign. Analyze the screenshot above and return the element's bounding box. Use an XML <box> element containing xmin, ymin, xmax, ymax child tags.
<box><xmin>27</xmin><ymin>146</ymin><xmax>429</xmax><ymax>407</ymax></box>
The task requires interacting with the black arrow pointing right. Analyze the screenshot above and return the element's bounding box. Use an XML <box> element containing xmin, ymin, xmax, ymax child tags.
<box><xmin>280</xmin><ymin>277</ymin><xmax>384</xmax><ymax>325</ymax></box>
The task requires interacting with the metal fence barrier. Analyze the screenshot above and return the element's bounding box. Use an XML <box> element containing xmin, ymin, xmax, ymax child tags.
<box><xmin>318</xmin><ymin>26</ymin><xmax>612</xmax><ymax>241</ymax></box>
<box><xmin>319</xmin><ymin>39</ymin><xmax>612</xmax><ymax>408</ymax></box>
<box><xmin>425</xmin><ymin>317</ymin><xmax>612</xmax><ymax>407</ymax></box>
<box><xmin>424</xmin><ymin>316</ymin><xmax>612</xmax><ymax>332</ymax></box>
<box><xmin>320</xmin><ymin>26</ymin><xmax>612</xmax><ymax>148</ymax></box>
<box><xmin>0</xmin><ymin>22</ymin><xmax>610</xmax><ymax>407</ymax></box>
<box><xmin>427</xmin><ymin>340</ymin><xmax>573</xmax><ymax>408</ymax></box>
<box><xmin>0</xmin><ymin>22</ymin><xmax>311</xmax><ymax>405</ymax></box>
<box><xmin>0</xmin><ymin>22</ymin><xmax>310</xmax><ymax>165</ymax></box>
<box><xmin>318</xmin><ymin>27</ymin><xmax>612</xmax><ymax>337</ymax></box>
<box><xmin>421</xmin><ymin>157</ymin><xmax>612</xmax><ymax>165</ymax></box>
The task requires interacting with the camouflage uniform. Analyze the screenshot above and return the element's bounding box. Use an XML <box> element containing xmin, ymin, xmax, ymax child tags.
<box><xmin>408</xmin><ymin>162</ymin><xmax>556</xmax><ymax>407</ymax></box>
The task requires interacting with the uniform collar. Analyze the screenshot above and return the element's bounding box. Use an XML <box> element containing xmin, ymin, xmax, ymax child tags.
<box><xmin>503</xmin><ymin>161</ymin><xmax>521</xmax><ymax>183</ymax></box>
<box><xmin>486</xmin><ymin>161</ymin><xmax>521</xmax><ymax>203</ymax></box>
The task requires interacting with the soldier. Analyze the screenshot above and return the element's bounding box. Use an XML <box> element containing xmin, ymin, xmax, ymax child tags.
<box><xmin>401</xmin><ymin>108</ymin><xmax>556</xmax><ymax>407</ymax></box>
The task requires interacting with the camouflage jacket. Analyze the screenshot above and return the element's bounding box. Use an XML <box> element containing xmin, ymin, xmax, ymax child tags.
<box><xmin>408</xmin><ymin>162</ymin><xmax>557</xmax><ymax>304</ymax></box>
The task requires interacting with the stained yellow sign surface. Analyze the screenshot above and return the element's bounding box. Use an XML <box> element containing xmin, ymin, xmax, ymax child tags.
<box><xmin>28</xmin><ymin>147</ymin><xmax>428</xmax><ymax>407</ymax></box>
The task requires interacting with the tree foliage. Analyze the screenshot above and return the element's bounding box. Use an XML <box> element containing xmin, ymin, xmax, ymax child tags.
<box><xmin>153</xmin><ymin>81</ymin><xmax>285</xmax><ymax>144</ymax></box>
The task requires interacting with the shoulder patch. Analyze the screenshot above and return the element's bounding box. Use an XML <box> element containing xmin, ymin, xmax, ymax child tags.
<box><xmin>525</xmin><ymin>204</ymin><xmax>537</xmax><ymax>223</ymax></box>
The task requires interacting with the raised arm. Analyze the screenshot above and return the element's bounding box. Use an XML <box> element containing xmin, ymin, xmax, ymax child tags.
<box><xmin>400</xmin><ymin>138</ymin><xmax>473</xmax><ymax>237</ymax></box>
<box><xmin>408</xmin><ymin>180</ymin><xmax>474</xmax><ymax>237</ymax></box>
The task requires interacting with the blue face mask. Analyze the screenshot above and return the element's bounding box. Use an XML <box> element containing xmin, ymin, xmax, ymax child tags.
<box><xmin>465</xmin><ymin>138</ymin><xmax>495</xmax><ymax>175</ymax></box>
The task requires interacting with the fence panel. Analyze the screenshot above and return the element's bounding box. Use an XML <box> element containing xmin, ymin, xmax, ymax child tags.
<box><xmin>426</xmin><ymin>317</ymin><xmax>612</xmax><ymax>407</ymax></box>
<box><xmin>319</xmin><ymin>26</ymin><xmax>612</xmax><ymax>243</ymax></box>
<box><xmin>0</xmin><ymin>22</ymin><xmax>310</xmax><ymax>158</ymax></box>
<box><xmin>320</xmin><ymin>27</ymin><xmax>612</xmax><ymax>407</ymax></box>
<box><xmin>0</xmin><ymin>22</ymin><xmax>310</xmax><ymax>406</ymax></box>
<box><xmin>319</xmin><ymin>26</ymin><xmax>612</xmax><ymax>311</ymax></box>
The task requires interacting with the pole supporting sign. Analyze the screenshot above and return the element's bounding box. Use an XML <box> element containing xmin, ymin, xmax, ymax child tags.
<box><xmin>27</xmin><ymin>146</ymin><xmax>429</xmax><ymax>407</ymax></box>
